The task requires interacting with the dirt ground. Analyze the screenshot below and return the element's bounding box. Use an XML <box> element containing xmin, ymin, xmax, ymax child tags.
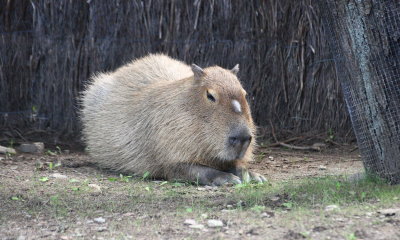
<box><xmin>1</xmin><ymin>145</ymin><xmax>399</xmax><ymax>240</ymax></box>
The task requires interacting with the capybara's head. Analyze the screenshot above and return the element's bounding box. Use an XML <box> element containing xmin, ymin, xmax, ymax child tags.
<box><xmin>191</xmin><ymin>64</ymin><xmax>255</xmax><ymax>163</ymax></box>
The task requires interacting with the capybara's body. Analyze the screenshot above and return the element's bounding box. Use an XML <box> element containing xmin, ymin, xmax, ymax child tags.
<box><xmin>81</xmin><ymin>54</ymin><xmax>265</xmax><ymax>185</ymax></box>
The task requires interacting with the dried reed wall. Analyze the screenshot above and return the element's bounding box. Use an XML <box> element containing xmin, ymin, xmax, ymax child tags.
<box><xmin>0</xmin><ymin>0</ymin><xmax>352</xmax><ymax>143</ymax></box>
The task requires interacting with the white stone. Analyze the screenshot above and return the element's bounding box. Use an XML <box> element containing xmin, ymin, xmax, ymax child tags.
<box><xmin>318</xmin><ymin>165</ymin><xmax>327</xmax><ymax>170</ymax></box>
<box><xmin>184</xmin><ymin>219</ymin><xmax>197</xmax><ymax>225</ymax></box>
<box><xmin>189</xmin><ymin>224</ymin><xmax>204</xmax><ymax>229</ymax></box>
<box><xmin>94</xmin><ymin>217</ymin><xmax>106</xmax><ymax>224</ymax></box>
<box><xmin>88</xmin><ymin>184</ymin><xmax>102</xmax><ymax>193</ymax></box>
<box><xmin>207</xmin><ymin>219</ymin><xmax>223</xmax><ymax>228</ymax></box>
<box><xmin>325</xmin><ymin>205</ymin><xmax>339</xmax><ymax>211</ymax></box>
<box><xmin>51</xmin><ymin>173</ymin><xmax>67</xmax><ymax>179</ymax></box>
<box><xmin>378</xmin><ymin>208</ymin><xmax>400</xmax><ymax>216</ymax></box>
<box><xmin>261</xmin><ymin>212</ymin><xmax>274</xmax><ymax>218</ymax></box>
<box><xmin>96</xmin><ymin>226</ymin><xmax>107</xmax><ymax>232</ymax></box>
<box><xmin>0</xmin><ymin>145</ymin><xmax>16</xmax><ymax>155</ymax></box>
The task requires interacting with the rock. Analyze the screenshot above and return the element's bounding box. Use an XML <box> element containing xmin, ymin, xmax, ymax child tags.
<box><xmin>261</xmin><ymin>211</ymin><xmax>275</xmax><ymax>218</ymax></box>
<box><xmin>122</xmin><ymin>212</ymin><xmax>135</xmax><ymax>217</ymax></box>
<box><xmin>246</xmin><ymin>228</ymin><xmax>260</xmax><ymax>236</ymax></box>
<box><xmin>325</xmin><ymin>205</ymin><xmax>339</xmax><ymax>211</ymax></box>
<box><xmin>17</xmin><ymin>142</ymin><xmax>45</xmax><ymax>153</ymax></box>
<box><xmin>318</xmin><ymin>165</ymin><xmax>327</xmax><ymax>170</ymax></box>
<box><xmin>333</xmin><ymin>217</ymin><xmax>346</xmax><ymax>222</ymax></box>
<box><xmin>88</xmin><ymin>184</ymin><xmax>102</xmax><ymax>193</ymax></box>
<box><xmin>96</xmin><ymin>226</ymin><xmax>107</xmax><ymax>232</ymax></box>
<box><xmin>312</xmin><ymin>226</ymin><xmax>327</xmax><ymax>232</ymax></box>
<box><xmin>184</xmin><ymin>219</ymin><xmax>197</xmax><ymax>225</ymax></box>
<box><xmin>51</xmin><ymin>173</ymin><xmax>68</xmax><ymax>179</ymax></box>
<box><xmin>94</xmin><ymin>217</ymin><xmax>106</xmax><ymax>224</ymax></box>
<box><xmin>365</xmin><ymin>212</ymin><xmax>374</xmax><ymax>217</ymax></box>
<box><xmin>221</xmin><ymin>209</ymin><xmax>235</xmax><ymax>213</ymax></box>
<box><xmin>17</xmin><ymin>236</ymin><xmax>26</xmax><ymax>240</ymax></box>
<box><xmin>207</xmin><ymin>219</ymin><xmax>223</xmax><ymax>228</ymax></box>
<box><xmin>378</xmin><ymin>208</ymin><xmax>400</xmax><ymax>217</ymax></box>
<box><xmin>184</xmin><ymin>219</ymin><xmax>205</xmax><ymax>229</ymax></box>
<box><xmin>0</xmin><ymin>145</ymin><xmax>16</xmax><ymax>155</ymax></box>
<box><xmin>284</xmin><ymin>230</ymin><xmax>306</xmax><ymax>239</ymax></box>
<box><xmin>189</xmin><ymin>224</ymin><xmax>205</xmax><ymax>229</ymax></box>
<box><xmin>204</xmin><ymin>186</ymin><xmax>218</xmax><ymax>191</ymax></box>
<box><xmin>312</xmin><ymin>142</ymin><xmax>327</xmax><ymax>150</ymax></box>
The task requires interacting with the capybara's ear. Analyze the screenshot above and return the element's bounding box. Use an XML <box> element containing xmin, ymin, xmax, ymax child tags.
<box><xmin>191</xmin><ymin>64</ymin><xmax>205</xmax><ymax>80</ymax></box>
<box><xmin>231</xmin><ymin>64</ymin><xmax>239</xmax><ymax>75</ymax></box>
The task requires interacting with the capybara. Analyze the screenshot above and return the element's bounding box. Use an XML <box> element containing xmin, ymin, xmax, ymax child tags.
<box><xmin>81</xmin><ymin>54</ymin><xmax>266</xmax><ymax>186</ymax></box>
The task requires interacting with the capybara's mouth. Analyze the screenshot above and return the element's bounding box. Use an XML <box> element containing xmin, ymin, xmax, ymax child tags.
<box><xmin>216</xmin><ymin>150</ymin><xmax>246</xmax><ymax>162</ymax></box>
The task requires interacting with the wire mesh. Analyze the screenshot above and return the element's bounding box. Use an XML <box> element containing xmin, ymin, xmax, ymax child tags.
<box><xmin>320</xmin><ymin>0</ymin><xmax>400</xmax><ymax>183</ymax></box>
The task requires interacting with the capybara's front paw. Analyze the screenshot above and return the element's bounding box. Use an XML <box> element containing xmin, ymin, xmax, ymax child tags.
<box><xmin>243</xmin><ymin>170</ymin><xmax>267</xmax><ymax>183</ymax></box>
<box><xmin>231</xmin><ymin>168</ymin><xmax>267</xmax><ymax>183</ymax></box>
<box><xmin>211</xmin><ymin>173</ymin><xmax>242</xmax><ymax>186</ymax></box>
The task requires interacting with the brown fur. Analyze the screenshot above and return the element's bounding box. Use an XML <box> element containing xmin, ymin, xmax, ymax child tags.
<box><xmin>81</xmin><ymin>54</ymin><xmax>265</xmax><ymax>185</ymax></box>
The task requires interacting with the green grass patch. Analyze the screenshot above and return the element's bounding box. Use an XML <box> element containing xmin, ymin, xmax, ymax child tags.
<box><xmin>234</xmin><ymin>174</ymin><xmax>400</xmax><ymax>209</ymax></box>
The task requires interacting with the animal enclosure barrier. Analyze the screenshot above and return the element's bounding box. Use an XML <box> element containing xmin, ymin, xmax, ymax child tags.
<box><xmin>319</xmin><ymin>0</ymin><xmax>400</xmax><ymax>184</ymax></box>
<box><xmin>1</xmin><ymin>0</ymin><xmax>350</xmax><ymax>142</ymax></box>
<box><xmin>1</xmin><ymin>0</ymin><xmax>399</xmax><ymax>183</ymax></box>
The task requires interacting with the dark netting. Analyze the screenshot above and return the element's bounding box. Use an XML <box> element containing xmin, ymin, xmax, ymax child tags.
<box><xmin>320</xmin><ymin>1</ymin><xmax>400</xmax><ymax>184</ymax></box>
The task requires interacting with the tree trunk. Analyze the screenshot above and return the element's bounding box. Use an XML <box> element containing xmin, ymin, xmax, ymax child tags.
<box><xmin>320</xmin><ymin>0</ymin><xmax>400</xmax><ymax>183</ymax></box>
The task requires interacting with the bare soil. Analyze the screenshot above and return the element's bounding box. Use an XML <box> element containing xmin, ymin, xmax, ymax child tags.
<box><xmin>1</xmin><ymin>146</ymin><xmax>399</xmax><ymax>240</ymax></box>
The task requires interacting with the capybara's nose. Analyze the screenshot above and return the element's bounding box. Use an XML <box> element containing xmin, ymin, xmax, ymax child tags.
<box><xmin>229</xmin><ymin>133</ymin><xmax>252</xmax><ymax>147</ymax></box>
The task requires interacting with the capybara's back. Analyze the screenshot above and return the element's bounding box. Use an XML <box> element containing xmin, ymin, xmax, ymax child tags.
<box><xmin>81</xmin><ymin>54</ymin><xmax>266</xmax><ymax>185</ymax></box>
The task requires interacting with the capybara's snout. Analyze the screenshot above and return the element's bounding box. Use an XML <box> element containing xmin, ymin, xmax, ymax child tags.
<box><xmin>228</xmin><ymin>126</ymin><xmax>252</xmax><ymax>159</ymax></box>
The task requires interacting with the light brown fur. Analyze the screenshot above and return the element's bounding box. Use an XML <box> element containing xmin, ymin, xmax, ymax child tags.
<box><xmin>81</xmin><ymin>54</ymin><xmax>265</xmax><ymax>185</ymax></box>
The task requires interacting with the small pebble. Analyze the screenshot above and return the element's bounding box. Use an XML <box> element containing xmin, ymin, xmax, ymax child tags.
<box><xmin>318</xmin><ymin>165</ymin><xmax>327</xmax><ymax>170</ymax></box>
<box><xmin>88</xmin><ymin>184</ymin><xmax>102</xmax><ymax>192</ymax></box>
<box><xmin>94</xmin><ymin>217</ymin><xmax>106</xmax><ymax>224</ymax></box>
<box><xmin>261</xmin><ymin>211</ymin><xmax>275</xmax><ymax>218</ymax></box>
<box><xmin>51</xmin><ymin>173</ymin><xmax>67</xmax><ymax>179</ymax></box>
<box><xmin>184</xmin><ymin>219</ymin><xmax>197</xmax><ymax>225</ymax></box>
<box><xmin>325</xmin><ymin>205</ymin><xmax>339</xmax><ymax>211</ymax></box>
<box><xmin>96</xmin><ymin>226</ymin><xmax>107</xmax><ymax>232</ymax></box>
<box><xmin>378</xmin><ymin>208</ymin><xmax>400</xmax><ymax>217</ymax></box>
<box><xmin>189</xmin><ymin>224</ymin><xmax>205</xmax><ymax>229</ymax></box>
<box><xmin>207</xmin><ymin>219</ymin><xmax>223</xmax><ymax>228</ymax></box>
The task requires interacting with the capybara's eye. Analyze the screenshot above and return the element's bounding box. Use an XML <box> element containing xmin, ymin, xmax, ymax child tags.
<box><xmin>207</xmin><ymin>90</ymin><xmax>216</xmax><ymax>102</ymax></box>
